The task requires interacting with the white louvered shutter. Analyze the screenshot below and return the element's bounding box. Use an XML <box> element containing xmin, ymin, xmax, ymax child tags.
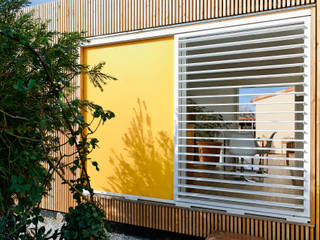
<box><xmin>174</xmin><ymin>14</ymin><xmax>311</xmax><ymax>222</ymax></box>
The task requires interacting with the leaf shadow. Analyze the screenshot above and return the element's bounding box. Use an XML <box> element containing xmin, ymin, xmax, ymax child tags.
<box><xmin>104</xmin><ymin>98</ymin><xmax>173</xmax><ymax>199</ymax></box>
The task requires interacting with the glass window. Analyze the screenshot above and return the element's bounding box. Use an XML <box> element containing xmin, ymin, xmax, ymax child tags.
<box><xmin>175</xmin><ymin>16</ymin><xmax>311</xmax><ymax>222</ymax></box>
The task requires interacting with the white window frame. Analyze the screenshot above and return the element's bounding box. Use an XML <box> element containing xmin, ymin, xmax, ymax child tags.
<box><xmin>81</xmin><ymin>9</ymin><xmax>312</xmax><ymax>224</ymax></box>
<box><xmin>173</xmin><ymin>12</ymin><xmax>311</xmax><ymax>223</ymax></box>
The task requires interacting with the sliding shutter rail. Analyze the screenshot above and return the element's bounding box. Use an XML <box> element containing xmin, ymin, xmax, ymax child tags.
<box><xmin>174</xmin><ymin>14</ymin><xmax>311</xmax><ymax>223</ymax></box>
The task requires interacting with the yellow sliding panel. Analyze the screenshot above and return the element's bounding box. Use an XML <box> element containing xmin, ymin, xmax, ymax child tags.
<box><xmin>83</xmin><ymin>37</ymin><xmax>174</xmax><ymax>200</ymax></box>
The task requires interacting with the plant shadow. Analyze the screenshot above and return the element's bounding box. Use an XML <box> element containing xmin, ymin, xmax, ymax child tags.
<box><xmin>104</xmin><ymin>98</ymin><xmax>173</xmax><ymax>199</ymax></box>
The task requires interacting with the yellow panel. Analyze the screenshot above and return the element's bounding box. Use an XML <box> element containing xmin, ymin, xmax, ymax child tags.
<box><xmin>83</xmin><ymin>37</ymin><xmax>174</xmax><ymax>200</ymax></box>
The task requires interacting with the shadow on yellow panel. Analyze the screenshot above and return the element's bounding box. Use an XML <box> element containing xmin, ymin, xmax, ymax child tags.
<box><xmin>105</xmin><ymin>99</ymin><xmax>173</xmax><ymax>199</ymax></box>
<box><xmin>84</xmin><ymin>36</ymin><xmax>174</xmax><ymax>200</ymax></box>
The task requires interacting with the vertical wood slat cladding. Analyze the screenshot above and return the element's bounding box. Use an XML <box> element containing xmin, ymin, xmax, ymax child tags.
<box><xmin>94</xmin><ymin>197</ymin><xmax>316</xmax><ymax>239</ymax></box>
<box><xmin>23</xmin><ymin>0</ymin><xmax>315</xmax><ymax>37</ymax></box>
<box><xmin>21</xmin><ymin>1</ymin><xmax>319</xmax><ymax>239</ymax></box>
<box><xmin>38</xmin><ymin>149</ymin><xmax>77</xmax><ymax>212</ymax></box>
<box><xmin>38</xmin><ymin>132</ymin><xmax>77</xmax><ymax>212</ymax></box>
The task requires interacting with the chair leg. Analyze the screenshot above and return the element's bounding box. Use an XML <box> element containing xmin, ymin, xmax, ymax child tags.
<box><xmin>240</xmin><ymin>158</ymin><xmax>245</xmax><ymax>180</ymax></box>
<box><xmin>257</xmin><ymin>154</ymin><xmax>263</xmax><ymax>174</ymax></box>
<box><xmin>251</xmin><ymin>158</ymin><xmax>254</xmax><ymax>172</ymax></box>
<box><xmin>241</xmin><ymin>158</ymin><xmax>244</xmax><ymax>172</ymax></box>
<box><xmin>265</xmin><ymin>154</ymin><xmax>269</xmax><ymax>174</ymax></box>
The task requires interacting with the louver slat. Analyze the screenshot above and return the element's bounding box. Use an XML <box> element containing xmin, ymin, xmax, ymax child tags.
<box><xmin>180</xmin><ymin>44</ymin><xmax>306</xmax><ymax>59</ymax></box>
<box><xmin>181</xmin><ymin>54</ymin><xmax>306</xmax><ymax>67</ymax></box>
<box><xmin>178</xmin><ymin>73</ymin><xmax>306</xmax><ymax>83</ymax></box>
<box><xmin>178</xmin><ymin>23</ymin><xmax>306</xmax><ymax>43</ymax></box>
<box><xmin>175</xmin><ymin>16</ymin><xmax>311</xmax><ymax>222</ymax></box>
<box><xmin>178</xmin><ymin>152</ymin><xmax>304</xmax><ymax>161</ymax></box>
<box><xmin>179</xmin><ymin>35</ymin><xmax>306</xmax><ymax>51</ymax></box>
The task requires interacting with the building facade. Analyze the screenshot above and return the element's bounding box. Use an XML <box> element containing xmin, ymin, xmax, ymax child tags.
<box><xmin>24</xmin><ymin>1</ymin><xmax>320</xmax><ymax>239</ymax></box>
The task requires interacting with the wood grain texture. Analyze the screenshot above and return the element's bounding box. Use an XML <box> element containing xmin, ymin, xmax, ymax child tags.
<box><xmin>23</xmin><ymin>0</ymin><xmax>315</xmax><ymax>37</ymax></box>
<box><xmin>316</xmin><ymin>2</ymin><xmax>320</xmax><ymax>240</ymax></box>
<box><xmin>21</xmin><ymin>1</ymin><xmax>319</xmax><ymax>239</ymax></box>
<box><xmin>309</xmin><ymin>7</ymin><xmax>317</xmax><ymax>227</ymax></box>
<box><xmin>94</xmin><ymin>197</ymin><xmax>316</xmax><ymax>239</ymax></box>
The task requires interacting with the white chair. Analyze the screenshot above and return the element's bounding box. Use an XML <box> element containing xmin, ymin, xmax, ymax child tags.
<box><xmin>256</xmin><ymin>132</ymin><xmax>277</xmax><ymax>174</ymax></box>
<box><xmin>228</xmin><ymin>132</ymin><xmax>258</xmax><ymax>181</ymax></box>
<box><xmin>225</xmin><ymin>132</ymin><xmax>277</xmax><ymax>181</ymax></box>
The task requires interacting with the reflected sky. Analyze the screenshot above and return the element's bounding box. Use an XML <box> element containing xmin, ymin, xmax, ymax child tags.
<box><xmin>239</xmin><ymin>86</ymin><xmax>291</xmax><ymax>111</ymax></box>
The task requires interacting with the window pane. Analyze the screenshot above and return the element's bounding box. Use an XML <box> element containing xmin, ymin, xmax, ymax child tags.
<box><xmin>175</xmin><ymin>17</ymin><xmax>310</xmax><ymax>221</ymax></box>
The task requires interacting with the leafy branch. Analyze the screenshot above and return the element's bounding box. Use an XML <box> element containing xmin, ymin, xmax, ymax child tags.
<box><xmin>0</xmin><ymin>1</ymin><xmax>115</xmax><ymax>239</ymax></box>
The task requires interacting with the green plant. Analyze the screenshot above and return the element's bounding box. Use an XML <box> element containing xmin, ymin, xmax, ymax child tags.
<box><xmin>187</xmin><ymin>99</ymin><xmax>227</xmax><ymax>139</ymax></box>
<box><xmin>61</xmin><ymin>202</ymin><xmax>108</xmax><ymax>240</ymax></box>
<box><xmin>0</xmin><ymin>0</ymin><xmax>115</xmax><ymax>239</ymax></box>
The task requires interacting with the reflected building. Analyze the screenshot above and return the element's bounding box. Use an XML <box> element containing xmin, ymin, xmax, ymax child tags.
<box><xmin>251</xmin><ymin>87</ymin><xmax>295</xmax><ymax>154</ymax></box>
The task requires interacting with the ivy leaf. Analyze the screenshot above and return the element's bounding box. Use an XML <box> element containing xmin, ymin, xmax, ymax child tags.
<box><xmin>90</xmin><ymin>138</ymin><xmax>99</xmax><ymax>149</ymax></box>
<box><xmin>91</xmin><ymin>161</ymin><xmax>99</xmax><ymax>171</ymax></box>
<box><xmin>69</xmin><ymin>137</ymin><xmax>75</xmax><ymax>146</ymax></box>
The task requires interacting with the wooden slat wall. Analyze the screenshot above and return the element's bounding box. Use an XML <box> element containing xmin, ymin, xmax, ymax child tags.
<box><xmin>22</xmin><ymin>1</ymin><xmax>319</xmax><ymax>239</ymax></box>
<box><xmin>39</xmin><ymin>140</ymin><xmax>77</xmax><ymax>213</ymax></box>
<box><xmin>23</xmin><ymin>0</ymin><xmax>315</xmax><ymax>37</ymax></box>
<box><xmin>95</xmin><ymin>197</ymin><xmax>316</xmax><ymax>240</ymax></box>
<box><xmin>315</xmin><ymin>1</ymin><xmax>320</xmax><ymax>240</ymax></box>
<box><xmin>37</xmin><ymin>116</ymin><xmax>77</xmax><ymax>212</ymax></box>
